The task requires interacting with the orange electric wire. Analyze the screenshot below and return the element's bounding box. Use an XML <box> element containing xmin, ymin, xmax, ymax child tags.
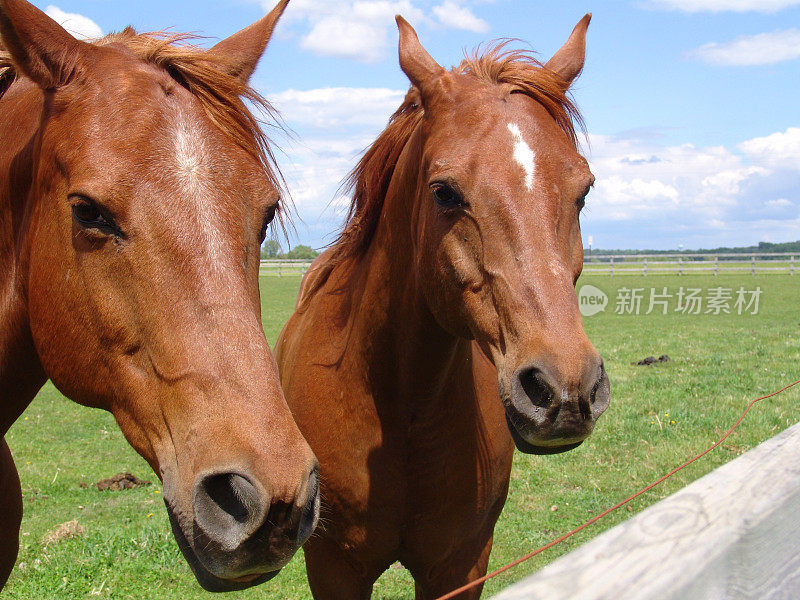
<box><xmin>436</xmin><ymin>378</ymin><xmax>800</xmax><ymax>600</ymax></box>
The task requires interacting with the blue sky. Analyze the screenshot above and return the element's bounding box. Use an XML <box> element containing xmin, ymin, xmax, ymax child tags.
<box><xmin>28</xmin><ymin>0</ymin><xmax>800</xmax><ymax>250</ymax></box>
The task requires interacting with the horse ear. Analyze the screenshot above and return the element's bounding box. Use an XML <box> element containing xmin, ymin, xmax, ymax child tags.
<box><xmin>545</xmin><ymin>13</ymin><xmax>591</xmax><ymax>87</ymax></box>
<box><xmin>0</xmin><ymin>0</ymin><xmax>88</xmax><ymax>89</ymax></box>
<box><xmin>396</xmin><ymin>15</ymin><xmax>444</xmax><ymax>98</ymax></box>
<box><xmin>206</xmin><ymin>0</ymin><xmax>289</xmax><ymax>83</ymax></box>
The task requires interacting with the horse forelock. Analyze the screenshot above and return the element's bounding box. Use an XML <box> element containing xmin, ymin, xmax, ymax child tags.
<box><xmin>458</xmin><ymin>40</ymin><xmax>585</xmax><ymax>147</ymax></box>
<box><xmin>302</xmin><ymin>41</ymin><xmax>584</xmax><ymax>304</ymax></box>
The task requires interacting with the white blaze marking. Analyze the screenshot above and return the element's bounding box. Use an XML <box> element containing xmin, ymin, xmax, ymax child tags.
<box><xmin>507</xmin><ymin>123</ymin><xmax>535</xmax><ymax>191</ymax></box>
<box><xmin>174</xmin><ymin>117</ymin><xmax>207</xmax><ymax>186</ymax></box>
<box><xmin>170</xmin><ymin>111</ymin><xmax>229</xmax><ymax>274</ymax></box>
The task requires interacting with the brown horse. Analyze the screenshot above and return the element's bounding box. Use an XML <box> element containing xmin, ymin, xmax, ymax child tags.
<box><xmin>277</xmin><ymin>15</ymin><xmax>610</xmax><ymax>600</ymax></box>
<box><xmin>0</xmin><ymin>0</ymin><xmax>320</xmax><ymax>592</ymax></box>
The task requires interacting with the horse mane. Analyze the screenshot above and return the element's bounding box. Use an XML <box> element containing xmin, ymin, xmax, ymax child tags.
<box><xmin>300</xmin><ymin>41</ymin><xmax>584</xmax><ymax>305</ymax></box>
<box><xmin>0</xmin><ymin>28</ymin><xmax>285</xmax><ymax>222</ymax></box>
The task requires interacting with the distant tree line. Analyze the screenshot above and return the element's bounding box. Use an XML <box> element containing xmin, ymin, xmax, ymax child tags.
<box><xmin>264</xmin><ymin>239</ymin><xmax>800</xmax><ymax>260</ymax></box>
<box><xmin>261</xmin><ymin>240</ymin><xmax>319</xmax><ymax>260</ymax></box>
<box><xmin>588</xmin><ymin>240</ymin><xmax>800</xmax><ymax>256</ymax></box>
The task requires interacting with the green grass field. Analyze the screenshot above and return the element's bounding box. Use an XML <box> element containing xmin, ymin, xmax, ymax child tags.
<box><xmin>4</xmin><ymin>274</ymin><xmax>799</xmax><ymax>599</ymax></box>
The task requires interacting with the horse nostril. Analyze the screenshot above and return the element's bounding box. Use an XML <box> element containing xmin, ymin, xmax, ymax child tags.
<box><xmin>296</xmin><ymin>467</ymin><xmax>319</xmax><ymax>546</ymax></box>
<box><xmin>193</xmin><ymin>471</ymin><xmax>268</xmax><ymax>550</ymax></box>
<box><xmin>589</xmin><ymin>363</ymin><xmax>611</xmax><ymax>415</ymax></box>
<box><xmin>517</xmin><ymin>366</ymin><xmax>553</xmax><ymax>409</ymax></box>
<box><xmin>590</xmin><ymin>378</ymin><xmax>600</xmax><ymax>405</ymax></box>
<box><xmin>204</xmin><ymin>473</ymin><xmax>256</xmax><ymax>523</ymax></box>
<box><xmin>579</xmin><ymin>396</ymin><xmax>592</xmax><ymax>421</ymax></box>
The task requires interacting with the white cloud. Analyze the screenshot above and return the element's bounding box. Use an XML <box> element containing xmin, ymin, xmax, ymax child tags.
<box><xmin>739</xmin><ymin>127</ymin><xmax>800</xmax><ymax>169</ymax></box>
<box><xmin>271</xmin><ymin>87</ymin><xmax>406</xmax><ymax>129</ymax></box>
<box><xmin>581</xmin><ymin>128</ymin><xmax>800</xmax><ymax>248</ymax></box>
<box><xmin>767</xmin><ymin>198</ymin><xmax>793</xmax><ymax>207</ymax></box>
<box><xmin>267</xmin><ymin>0</ymin><xmax>489</xmax><ymax>62</ymax></box>
<box><xmin>269</xmin><ymin>0</ymin><xmax>426</xmax><ymax>63</ymax></box>
<box><xmin>300</xmin><ymin>17</ymin><xmax>388</xmax><ymax>62</ymax></box>
<box><xmin>689</xmin><ymin>29</ymin><xmax>800</xmax><ymax>66</ymax></box>
<box><xmin>45</xmin><ymin>5</ymin><xmax>102</xmax><ymax>40</ymax></box>
<box><xmin>592</xmin><ymin>176</ymin><xmax>679</xmax><ymax>219</ymax></box>
<box><xmin>264</xmin><ymin>81</ymin><xmax>800</xmax><ymax>249</ymax></box>
<box><xmin>265</xmin><ymin>86</ymin><xmax>409</xmax><ymax>243</ymax></box>
<box><xmin>649</xmin><ymin>0</ymin><xmax>800</xmax><ymax>12</ymax></box>
<box><xmin>701</xmin><ymin>167</ymin><xmax>768</xmax><ymax>196</ymax></box>
<box><xmin>433</xmin><ymin>1</ymin><xmax>489</xmax><ymax>33</ymax></box>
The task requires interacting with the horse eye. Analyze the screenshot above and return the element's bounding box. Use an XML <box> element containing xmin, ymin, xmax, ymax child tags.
<box><xmin>73</xmin><ymin>201</ymin><xmax>101</xmax><ymax>223</ymax></box>
<box><xmin>71</xmin><ymin>197</ymin><xmax>119</xmax><ymax>236</ymax></box>
<box><xmin>577</xmin><ymin>187</ymin><xmax>591</xmax><ymax>211</ymax></box>
<box><xmin>431</xmin><ymin>183</ymin><xmax>465</xmax><ymax>210</ymax></box>
<box><xmin>260</xmin><ymin>206</ymin><xmax>277</xmax><ymax>243</ymax></box>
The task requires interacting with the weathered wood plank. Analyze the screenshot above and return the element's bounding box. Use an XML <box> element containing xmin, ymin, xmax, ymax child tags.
<box><xmin>492</xmin><ymin>421</ymin><xmax>800</xmax><ymax>600</ymax></box>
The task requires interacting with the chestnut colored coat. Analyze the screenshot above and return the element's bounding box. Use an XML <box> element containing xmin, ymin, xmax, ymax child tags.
<box><xmin>0</xmin><ymin>0</ymin><xmax>318</xmax><ymax>591</ymax></box>
<box><xmin>278</xmin><ymin>15</ymin><xmax>609</xmax><ymax>600</ymax></box>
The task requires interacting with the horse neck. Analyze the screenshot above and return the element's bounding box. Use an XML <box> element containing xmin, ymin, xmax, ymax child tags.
<box><xmin>0</xmin><ymin>80</ymin><xmax>47</xmax><ymax>432</ymax></box>
<box><xmin>344</xmin><ymin>137</ymin><xmax>474</xmax><ymax>406</ymax></box>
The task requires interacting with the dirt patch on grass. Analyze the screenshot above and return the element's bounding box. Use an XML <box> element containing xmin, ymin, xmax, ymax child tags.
<box><xmin>87</xmin><ymin>472</ymin><xmax>151</xmax><ymax>491</ymax></box>
<box><xmin>42</xmin><ymin>520</ymin><xmax>86</xmax><ymax>545</ymax></box>
<box><xmin>634</xmin><ymin>354</ymin><xmax>671</xmax><ymax>366</ymax></box>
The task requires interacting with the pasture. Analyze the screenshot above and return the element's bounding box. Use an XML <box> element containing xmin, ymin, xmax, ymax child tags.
<box><xmin>4</xmin><ymin>274</ymin><xmax>798</xmax><ymax>599</ymax></box>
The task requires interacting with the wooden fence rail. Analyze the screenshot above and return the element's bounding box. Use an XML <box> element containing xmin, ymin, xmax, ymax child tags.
<box><xmin>257</xmin><ymin>255</ymin><xmax>797</xmax><ymax>277</ymax></box>
<box><xmin>491</xmin><ymin>420</ymin><xmax>800</xmax><ymax>600</ymax></box>
<box><xmin>259</xmin><ymin>259</ymin><xmax>313</xmax><ymax>276</ymax></box>
<box><xmin>259</xmin><ymin>255</ymin><xmax>796</xmax><ymax>277</ymax></box>
<box><xmin>583</xmin><ymin>253</ymin><xmax>795</xmax><ymax>276</ymax></box>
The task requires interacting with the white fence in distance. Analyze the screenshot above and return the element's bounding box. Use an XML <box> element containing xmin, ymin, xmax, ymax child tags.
<box><xmin>491</xmin><ymin>420</ymin><xmax>800</xmax><ymax>600</ymax></box>
<box><xmin>259</xmin><ymin>259</ymin><xmax>313</xmax><ymax>276</ymax></box>
<box><xmin>583</xmin><ymin>253</ymin><xmax>796</xmax><ymax>276</ymax></box>
<box><xmin>259</xmin><ymin>255</ymin><xmax>797</xmax><ymax>277</ymax></box>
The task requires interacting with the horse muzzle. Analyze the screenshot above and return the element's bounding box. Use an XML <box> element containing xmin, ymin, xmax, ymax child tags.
<box><xmin>502</xmin><ymin>358</ymin><xmax>610</xmax><ymax>455</ymax></box>
<box><xmin>164</xmin><ymin>465</ymin><xmax>320</xmax><ymax>592</ymax></box>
